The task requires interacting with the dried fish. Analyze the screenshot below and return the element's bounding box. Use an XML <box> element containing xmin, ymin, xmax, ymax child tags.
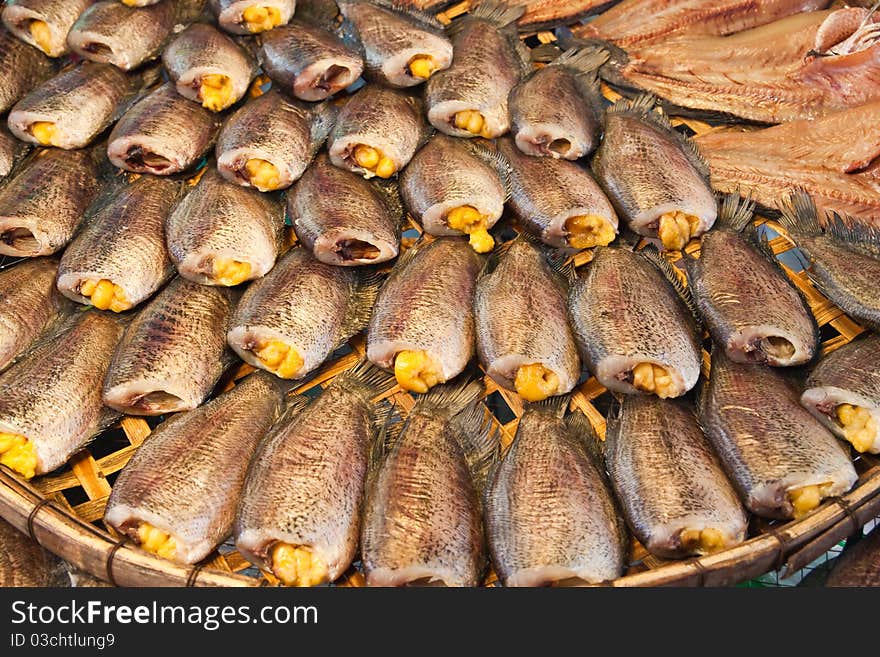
<box><xmin>0</xmin><ymin>24</ymin><xmax>54</xmax><ymax>114</ymax></box>
<box><xmin>0</xmin><ymin>517</ymin><xmax>68</xmax><ymax>586</ymax></box>
<box><xmin>0</xmin><ymin>257</ymin><xmax>60</xmax><ymax>372</ymax></box>
<box><xmin>210</xmin><ymin>0</ymin><xmax>296</xmax><ymax>35</ymax></box>
<box><xmin>826</xmin><ymin>525</ymin><xmax>880</xmax><ymax>587</ymax></box>
<box><xmin>517</xmin><ymin>0</ymin><xmax>613</xmax><ymax>32</ymax></box>
<box><xmin>2</xmin><ymin>0</ymin><xmax>96</xmax><ymax>57</ymax></box>
<box><xmin>0</xmin><ymin>123</ymin><xmax>29</xmax><ymax>179</ymax></box>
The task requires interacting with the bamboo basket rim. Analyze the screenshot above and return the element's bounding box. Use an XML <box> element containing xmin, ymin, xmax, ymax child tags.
<box><xmin>2</xmin><ymin>1</ymin><xmax>880</xmax><ymax>588</ymax></box>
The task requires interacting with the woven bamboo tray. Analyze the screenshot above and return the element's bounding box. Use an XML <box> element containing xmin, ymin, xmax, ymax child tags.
<box><xmin>2</xmin><ymin>2</ymin><xmax>880</xmax><ymax>587</ymax></box>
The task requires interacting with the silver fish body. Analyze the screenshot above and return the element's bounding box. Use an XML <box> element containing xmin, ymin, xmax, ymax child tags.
<box><xmin>258</xmin><ymin>20</ymin><xmax>363</xmax><ymax>102</ymax></box>
<box><xmin>8</xmin><ymin>61</ymin><xmax>136</xmax><ymax>149</ymax></box>
<box><xmin>498</xmin><ymin>137</ymin><xmax>617</xmax><ymax>249</ymax></box>
<box><xmin>209</xmin><ymin>0</ymin><xmax>296</xmax><ymax>35</ymax></box>
<box><xmin>235</xmin><ymin>362</ymin><xmax>393</xmax><ymax>586</ymax></box>
<box><xmin>569</xmin><ymin>246</ymin><xmax>701</xmax><ymax>398</ymax></box>
<box><xmin>57</xmin><ymin>176</ymin><xmax>180</xmax><ymax>312</ymax></box>
<box><xmin>327</xmin><ymin>85</ymin><xmax>427</xmax><ymax>179</ymax></box>
<box><xmin>216</xmin><ymin>90</ymin><xmax>335</xmax><ymax>191</ymax></box>
<box><xmin>102</xmin><ymin>277</ymin><xmax>235</xmax><ymax>416</ymax></box>
<box><xmin>508</xmin><ymin>47</ymin><xmax>605</xmax><ymax>160</ymax></box>
<box><xmin>162</xmin><ymin>22</ymin><xmax>256</xmax><ymax>112</ymax></box>
<box><xmin>288</xmin><ymin>152</ymin><xmax>401</xmax><ymax>266</ymax></box>
<box><xmin>2</xmin><ymin>0</ymin><xmax>95</xmax><ymax>57</ymax></box>
<box><xmin>228</xmin><ymin>247</ymin><xmax>379</xmax><ymax>380</ymax></box>
<box><xmin>0</xmin><ymin>24</ymin><xmax>54</xmax><ymax>113</ymax></box>
<box><xmin>67</xmin><ymin>0</ymin><xmax>177</xmax><ymax>71</ymax></box>
<box><xmin>700</xmin><ymin>348</ymin><xmax>858</xmax><ymax>520</ymax></box>
<box><xmin>0</xmin><ymin>147</ymin><xmax>101</xmax><ymax>258</ymax></box>
<box><xmin>108</xmin><ymin>82</ymin><xmax>221</xmax><ymax>175</ymax></box>
<box><xmin>606</xmin><ymin>395</ymin><xmax>747</xmax><ymax>559</ymax></box>
<box><xmin>684</xmin><ymin>196</ymin><xmax>818</xmax><ymax>367</ymax></box>
<box><xmin>424</xmin><ymin>1</ymin><xmax>525</xmax><ymax>138</ymax></box>
<box><xmin>367</xmin><ymin>238</ymin><xmax>481</xmax><ymax>392</ymax></box>
<box><xmin>485</xmin><ymin>404</ymin><xmax>625</xmax><ymax>586</ymax></box>
<box><xmin>104</xmin><ymin>371</ymin><xmax>284</xmax><ymax>565</ymax></box>
<box><xmin>474</xmin><ymin>238</ymin><xmax>580</xmax><ymax>402</ymax></box>
<box><xmin>338</xmin><ymin>0</ymin><xmax>453</xmax><ymax>87</ymax></box>
<box><xmin>0</xmin><ymin>517</ymin><xmax>68</xmax><ymax>587</ymax></box>
<box><xmin>591</xmin><ymin>96</ymin><xmax>717</xmax><ymax>250</ymax></box>
<box><xmin>0</xmin><ymin>310</ymin><xmax>123</xmax><ymax>479</ymax></box>
<box><xmin>400</xmin><ymin>135</ymin><xmax>505</xmax><ymax>246</ymax></box>
<box><xmin>801</xmin><ymin>334</ymin><xmax>880</xmax><ymax>454</ymax></box>
<box><xmin>0</xmin><ymin>257</ymin><xmax>59</xmax><ymax>372</ymax></box>
<box><xmin>165</xmin><ymin>167</ymin><xmax>284</xmax><ymax>286</ymax></box>
<box><xmin>0</xmin><ymin>123</ymin><xmax>28</xmax><ymax>179</ymax></box>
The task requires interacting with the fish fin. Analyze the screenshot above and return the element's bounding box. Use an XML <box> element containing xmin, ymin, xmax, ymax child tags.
<box><xmin>335</xmin><ymin>356</ymin><xmax>397</xmax><ymax>397</ymax></box>
<box><xmin>529</xmin><ymin>42</ymin><xmax>563</xmax><ymax>64</ymax></box>
<box><xmin>294</xmin><ymin>0</ymin><xmax>341</xmax><ymax>27</ymax></box>
<box><xmin>565</xmin><ymin>409</ymin><xmax>606</xmax><ymax>469</ymax></box>
<box><xmin>370</xmin><ymin>177</ymin><xmax>406</xmax><ymax>230</ymax></box>
<box><xmin>309</xmin><ymin>101</ymin><xmax>338</xmax><ymax>152</ymax></box>
<box><xmin>639</xmin><ymin>246</ymin><xmax>702</xmax><ymax>329</ymax></box>
<box><xmin>460</xmin><ymin>138</ymin><xmax>512</xmax><ymax>202</ymax></box>
<box><xmin>411</xmin><ymin>374</ymin><xmax>485</xmax><ymax>418</ymax></box>
<box><xmin>823</xmin><ymin>212</ymin><xmax>880</xmax><ymax>256</ymax></box>
<box><xmin>555</xmin><ymin>45</ymin><xmax>610</xmax><ymax>77</ymax></box>
<box><xmin>526</xmin><ymin>393</ymin><xmax>570</xmax><ymax>418</ymax></box>
<box><xmin>340</xmin><ymin>0</ymin><xmax>446</xmax><ymax>32</ymax></box>
<box><xmin>606</xmin><ymin>94</ymin><xmax>711</xmax><ymax>179</ymax></box>
<box><xmin>448</xmin><ymin>400</ymin><xmax>501</xmax><ymax>492</ymax></box>
<box><xmin>778</xmin><ymin>188</ymin><xmax>823</xmax><ymax>238</ymax></box>
<box><xmin>280</xmin><ymin>391</ymin><xmax>314</xmax><ymax>419</ymax></box>
<box><xmin>461</xmin><ymin>0</ymin><xmax>525</xmax><ymax>30</ymax></box>
<box><xmin>545</xmin><ymin>247</ymin><xmax>576</xmax><ymax>285</ymax></box>
<box><xmin>336</xmin><ymin>268</ymin><xmax>384</xmax><ymax>348</ymax></box>
<box><xmin>371</xmin><ymin>397</ymin><xmax>395</xmax><ymax>432</ymax></box>
<box><xmin>365</xmin><ymin>403</ymin><xmax>403</xmax><ymax>488</ymax></box>
<box><xmin>716</xmin><ymin>192</ymin><xmax>756</xmax><ymax>233</ymax></box>
<box><xmin>174</xmin><ymin>0</ymin><xmax>208</xmax><ymax>24</ymax></box>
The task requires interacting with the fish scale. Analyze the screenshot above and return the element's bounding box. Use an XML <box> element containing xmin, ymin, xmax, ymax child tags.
<box><xmin>0</xmin><ymin>517</ymin><xmax>68</xmax><ymax>587</ymax></box>
<box><xmin>2</xmin><ymin>0</ymin><xmax>96</xmax><ymax>57</ymax></box>
<box><xmin>0</xmin><ymin>258</ymin><xmax>59</xmax><ymax>372</ymax></box>
<box><xmin>0</xmin><ymin>25</ymin><xmax>54</xmax><ymax>113</ymax></box>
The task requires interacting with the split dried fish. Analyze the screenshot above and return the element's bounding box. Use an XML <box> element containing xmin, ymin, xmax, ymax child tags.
<box><xmin>228</xmin><ymin>246</ymin><xmax>380</xmax><ymax>380</ymax></box>
<box><xmin>367</xmin><ymin>237</ymin><xmax>481</xmax><ymax>394</ymax></box>
<box><xmin>0</xmin><ymin>257</ymin><xmax>60</xmax><ymax>372</ymax></box>
<box><xmin>104</xmin><ymin>371</ymin><xmax>284</xmax><ymax>565</ymax></box>
<box><xmin>2</xmin><ymin>0</ymin><xmax>96</xmax><ymax>57</ymax></box>
<box><xmin>0</xmin><ymin>24</ymin><xmax>54</xmax><ymax>114</ymax></box>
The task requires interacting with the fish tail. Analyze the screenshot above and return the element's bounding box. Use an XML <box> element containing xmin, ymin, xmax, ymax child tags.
<box><xmin>460</xmin><ymin>138</ymin><xmax>512</xmax><ymax>201</ymax></box>
<box><xmin>525</xmin><ymin>393</ymin><xmax>570</xmax><ymax>418</ymax></box>
<box><xmin>565</xmin><ymin>408</ymin><xmax>604</xmax><ymax>468</ymax></box>
<box><xmin>556</xmin><ymin>45</ymin><xmax>610</xmax><ymax>77</ymax></box>
<box><xmin>337</xmin><ymin>268</ymin><xmax>385</xmax><ymax>346</ymax></box>
<box><xmin>309</xmin><ymin>100</ymin><xmax>338</xmax><ymax>150</ymax></box>
<box><xmin>778</xmin><ymin>188</ymin><xmax>822</xmax><ymax>237</ymax></box>
<box><xmin>716</xmin><ymin>191</ymin><xmax>756</xmax><ymax>233</ymax></box>
<box><xmin>412</xmin><ymin>374</ymin><xmax>485</xmax><ymax>417</ymax></box>
<box><xmin>467</xmin><ymin>0</ymin><xmax>526</xmax><ymax>30</ymax></box>
<box><xmin>448</xmin><ymin>400</ymin><xmax>501</xmax><ymax>492</ymax></box>
<box><xmin>336</xmin><ymin>356</ymin><xmax>397</xmax><ymax>397</ymax></box>
<box><xmin>370</xmin><ymin>177</ymin><xmax>406</xmax><ymax>229</ymax></box>
<box><xmin>640</xmin><ymin>246</ymin><xmax>703</xmax><ymax>332</ymax></box>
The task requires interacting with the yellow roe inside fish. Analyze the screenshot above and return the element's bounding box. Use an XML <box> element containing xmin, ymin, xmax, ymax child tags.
<box><xmin>514</xmin><ymin>363</ymin><xmax>560</xmax><ymax>403</ymax></box>
<box><xmin>454</xmin><ymin>110</ymin><xmax>492</xmax><ymax>138</ymax></box>
<box><xmin>394</xmin><ymin>350</ymin><xmax>442</xmax><ymax>394</ymax></box>
<box><xmin>836</xmin><ymin>404</ymin><xmax>877</xmax><ymax>453</ymax></box>
<box><xmin>446</xmin><ymin>206</ymin><xmax>494</xmax><ymax>253</ymax></box>
<box><xmin>137</xmin><ymin>523</ymin><xmax>177</xmax><ymax>560</ymax></box>
<box><xmin>658</xmin><ymin>211</ymin><xmax>700</xmax><ymax>251</ymax></box>
<box><xmin>0</xmin><ymin>432</ymin><xmax>37</xmax><ymax>480</ymax></box>
<box><xmin>271</xmin><ymin>543</ymin><xmax>329</xmax><ymax>587</ymax></box>
<box><xmin>789</xmin><ymin>482</ymin><xmax>833</xmax><ymax>519</ymax></box>
<box><xmin>565</xmin><ymin>215</ymin><xmax>616</xmax><ymax>250</ymax></box>
<box><xmin>212</xmin><ymin>258</ymin><xmax>252</xmax><ymax>286</ymax></box>
<box><xmin>255</xmin><ymin>340</ymin><xmax>303</xmax><ymax>379</ymax></box>
<box><xmin>242</xmin><ymin>6</ymin><xmax>283</xmax><ymax>33</ymax></box>
<box><xmin>28</xmin><ymin>20</ymin><xmax>52</xmax><ymax>55</ymax></box>
<box><xmin>632</xmin><ymin>362</ymin><xmax>676</xmax><ymax>398</ymax></box>
<box><xmin>245</xmin><ymin>158</ymin><xmax>281</xmax><ymax>191</ymax></box>
<box><xmin>407</xmin><ymin>55</ymin><xmax>437</xmax><ymax>80</ymax></box>
<box><xmin>79</xmin><ymin>278</ymin><xmax>131</xmax><ymax>313</ymax></box>
<box><xmin>353</xmin><ymin>144</ymin><xmax>395</xmax><ymax>179</ymax></box>
<box><xmin>200</xmin><ymin>74</ymin><xmax>234</xmax><ymax>112</ymax></box>
<box><xmin>30</xmin><ymin>122</ymin><xmax>58</xmax><ymax>147</ymax></box>
<box><xmin>680</xmin><ymin>527</ymin><xmax>726</xmax><ymax>554</ymax></box>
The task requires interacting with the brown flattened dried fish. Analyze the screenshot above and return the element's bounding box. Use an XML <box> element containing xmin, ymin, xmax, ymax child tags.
<box><xmin>474</xmin><ymin>237</ymin><xmax>580</xmax><ymax>402</ymax></box>
<box><xmin>498</xmin><ymin>137</ymin><xmax>617</xmax><ymax>249</ymax></box>
<box><xmin>258</xmin><ymin>19</ymin><xmax>364</xmax><ymax>102</ymax></box>
<box><xmin>606</xmin><ymin>395</ymin><xmax>747</xmax><ymax>559</ymax></box>
<box><xmin>108</xmin><ymin>82</ymin><xmax>221</xmax><ymax>175</ymax></box>
<box><xmin>163</xmin><ymin>22</ymin><xmax>256</xmax><ymax>113</ymax></box>
<box><xmin>826</xmin><ymin>525</ymin><xmax>880</xmax><ymax>587</ymax></box>
<box><xmin>425</xmin><ymin>0</ymin><xmax>527</xmax><ymax>139</ymax></box>
<box><xmin>0</xmin><ymin>24</ymin><xmax>54</xmax><ymax>114</ymax></box>
<box><xmin>0</xmin><ymin>147</ymin><xmax>102</xmax><ymax>258</ymax></box>
<box><xmin>0</xmin><ymin>257</ymin><xmax>60</xmax><ymax>372</ymax></box>
<box><xmin>569</xmin><ymin>246</ymin><xmax>702</xmax><ymax>398</ymax></box>
<box><xmin>517</xmin><ymin>0</ymin><xmax>614</xmax><ymax>32</ymax></box>
<box><xmin>509</xmin><ymin>46</ymin><xmax>606</xmax><ymax>160</ymax></box>
<box><xmin>0</xmin><ymin>310</ymin><xmax>123</xmax><ymax>480</ymax></box>
<box><xmin>485</xmin><ymin>400</ymin><xmax>626</xmax><ymax>586</ymax></box>
<box><xmin>400</xmin><ymin>135</ymin><xmax>506</xmax><ymax>253</ymax></box>
<box><xmin>104</xmin><ymin>371</ymin><xmax>284</xmax><ymax>565</ymax></box>
<box><xmin>367</xmin><ymin>238</ymin><xmax>481</xmax><ymax>394</ymax></box>
<box><xmin>8</xmin><ymin>61</ymin><xmax>139</xmax><ymax>149</ymax></box>
<box><xmin>2</xmin><ymin>0</ymin><xmax>96</xmax><ymax>57</ymax></box>
<box><xmin>801</xmin><ymin>334</ymin><xmax>880</xmax><ymax>455</ymax></box>
<box><xmin>102</xmin><ymin>277</ymin><xmax>235</xmax><ymax>416</ymax></box>
<box><xmin>57</xmin><ymin>176</ymin><xmax>181</xmax><ymax>313</ymax></box>
<box><xmin>684</xmin><ymin>194</ymin><xmax>818</xmax><ymax>367</ymax></box>
<box><xmin>591</xmin><ymin>95</ymin><xmax>716</xmax><ymax>251</ymax></box>
<box><xmin>700</xmin><ymin>348</ymin><xmax>858</xmax><ymax>520</ymax></box>
<box><xmin>339</xmin><ymin>0</ymin><xmax>453</xmax><ymax>87</ymax></box>
<box><xmin>327</xmin><ymin>85</ymin><xmax>428</xmax><ymax>179</ymax></box>
<box><xmin>361</xmin><ymin>379</ymin><xmax>498</xmax><ymax>587</ymax></box>
<box><xmin>288</xmin><ymin>152</ymin><xmax>402</xmax><ymax>266</ymax></box>
<box><xmin>216</xmin><ymin>90</ymin><xmax>335</xmax><ymax>191</ymax></box>
<box><xmin>0</xmin><ymin>517</ymin><xmax>69</xmax><ymax>586</ymax></box>
<box><xmin>210</xmin><ymin>0</ymin><xmax>296</xmax><ymax>35</ymax></box>
<box><xmin>228</xmin><ymin>246</ymin><xmax>380</xmax><ymax>380</ymax></box>
<box><xmin>0</xmin><ymin>123</ymin><xmax>29</xmax><ymax>179</ymax></box>
<box><xmin>165</xmin><ymin>167</ymin><xmax>284</xmax><ymax>286</ymax></box>
<box><xmin>236</xmin><ymin>360</ymin><xmax>395</xmax><ymax>586</ymax></box>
